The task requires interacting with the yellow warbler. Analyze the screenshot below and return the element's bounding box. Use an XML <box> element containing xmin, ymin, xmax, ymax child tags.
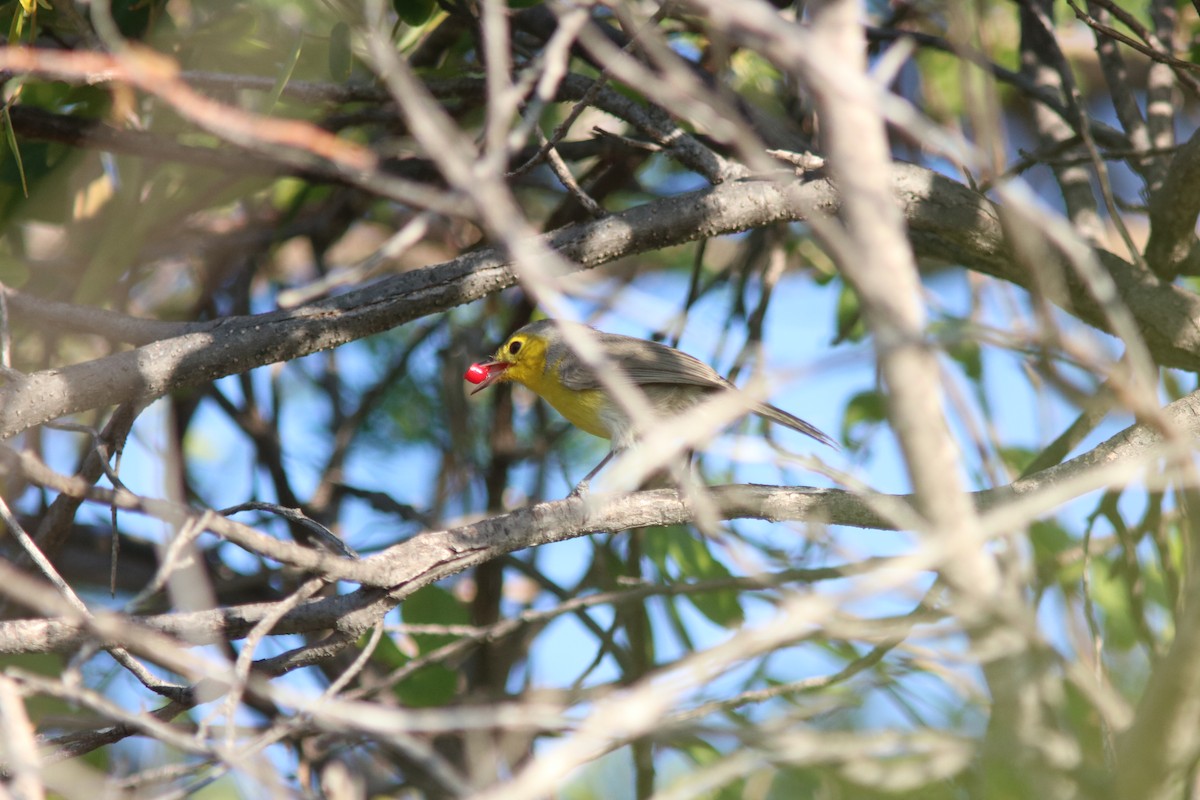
<box><xmin>466</xmin><ymin>319</ymin><xmax>835</xmax><ymax>487</ymax></box>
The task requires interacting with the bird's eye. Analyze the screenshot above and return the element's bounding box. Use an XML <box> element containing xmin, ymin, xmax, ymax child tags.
<box><xmin>508</xmin><ymin>340</ymin><xmax>523</xmax><ymax>355</ymax></box>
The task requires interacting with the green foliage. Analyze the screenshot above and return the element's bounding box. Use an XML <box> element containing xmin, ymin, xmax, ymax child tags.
<box><xmin>0</xmin><ymin>140</ymin><xmax>70</xmax><ymax>224</ymax></box>
<box><xmin>387</xmin><ymin>584</ymin><xmax>471</xmax><ymax>707</ymax></box>
<box><xmin>1087</xmin><ymin>555</ymin><xmax>1141</xmax><ymax>651</ymax></box>
<box><xmin>2</xmin><ymin>1</ymin><xmax>1190</xmax><ymax>796</ymax></box>
<box><xmin>0</xmin><ymin>250</ymin><xmax>30</xmax><ymax>286</ymax></box>
<box><xmin>110</xmin><ymin>0</ymin><xmax>163</xmax><ymax>39</ymax></box>
<box><xmin>1</xmin><ymin>653</ymin><xmax>69</xmax><ymax>721</ymax></box>
<box><xmin>328</xmin><ymin>21</ymin><xmax>353</xmax><ymax>82</ymax></box>
<box><xmin>765</xmin><ymin>767</ymin><xmax>825</xmax><ymax>799</ymax></box>
<box><xmin>842</xmin><ymin>389</ymin><xmax>887</xmax><ymax>447</ymax></box>
<box><xmin>914</xmin><ymin>49</ymin><xmax>966</xmax><ymax>123</ymax></box>
<box><xmin>264</xmin><ymin>32</ymin><xmax>305</xmax><ymax>114</ymax></box>
<box><xmin>643</xmin><ymin>524</ymin><xmax>745</xmax><ymax>628</ymax></box>
<box><xmin>726</xmin><ymin>50</ymin><xmax>785</xmax><ymax>116</ymax></box>
<box><xmin>393</xmin><ymin>0</ymin><xmax>437</xmax><ymax>27</ymax></box>
<box><xmin>834</xmin><ymin>281</ymin><xmax>866</xmax><ymax>343</ymax></box>
<box><xmin>943</xmin><ymin>329</ymin><xmax>983</xmax><ymax>383</ymax></box>
<box><xmin>1030</xmin><ymin>520</ymin><xmax>1080</xmax><ymax>584</ymax></box>
<box><xmin>998</xmin><ymin>445</ymin><xmax>1038</xmax><ymax>475</ymax></box>
<box><xmin>1</xmin><ymin>105</ymin><xmax>27</xmax><ymax>200</ymax></box>
<box><xmin>678</xmin><ymin>737</ymin><xmax>756</xmax><ymax>799</ymax></box>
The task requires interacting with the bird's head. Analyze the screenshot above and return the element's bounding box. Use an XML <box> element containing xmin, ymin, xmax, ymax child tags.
<box><xmin>464</xmin><ymin>320</ymin><xmax>557</xmax><ymax>394</ymax></box>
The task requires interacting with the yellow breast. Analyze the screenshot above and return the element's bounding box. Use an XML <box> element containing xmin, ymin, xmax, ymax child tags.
<box><xmin>501</xmin><ymin>340</ymin><xmax>616</xmax><ymax>440</ymax></box>
<box><xmin>518</xmin><ymin>358</ymin><xmax>614</xmax><ymax>440</ymax></box>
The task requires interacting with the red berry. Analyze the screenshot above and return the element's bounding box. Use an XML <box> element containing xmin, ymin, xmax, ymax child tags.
<box><xmin>464</xmin><ymin>363</ymin><xmax>490</xmax><ymax>384</ymax></box>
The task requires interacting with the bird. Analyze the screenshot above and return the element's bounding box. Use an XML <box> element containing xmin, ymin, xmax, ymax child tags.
<box><xmin>465</xmin><ymin>319</ymin><xmax>836</xmax><ymax>491</ymax></box>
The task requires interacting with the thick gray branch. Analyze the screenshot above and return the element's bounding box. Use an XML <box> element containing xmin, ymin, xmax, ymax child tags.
<box><xmin>7</xmin><ymin>165</ymin><xmax>1200</xmax><ymax>438</ymax></box>
<box><xmin>1144</xmin><ymin>129</ymin><xmax>1200</xmax><ymax>279</ymax></box>
<box><xmin>3</xmin><ymin>385</ymin><xmax>1198</xmax><ymax>657</ymax></box>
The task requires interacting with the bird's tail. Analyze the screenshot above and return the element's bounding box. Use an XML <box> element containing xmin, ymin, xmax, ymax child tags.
<box><xmin>754</xmin><ymin>403</ymin><xmax>839</xmax><ymax>449</ymax></box>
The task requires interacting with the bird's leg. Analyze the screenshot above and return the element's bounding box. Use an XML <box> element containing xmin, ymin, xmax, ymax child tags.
<box><xmin>569</xmin><ymin>449</ymin><xmax>616</xmax><ymax>497</ymax></box>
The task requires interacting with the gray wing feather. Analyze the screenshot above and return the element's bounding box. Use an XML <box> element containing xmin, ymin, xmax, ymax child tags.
<box><xmin>551</xmin><ymin>328</ymin><xmax>728</xmax><ymax>391</ymax></box>
<box><xmin>544</xmin><ymin>322</ymin><xmax>836</xmax><ymax>447</ymax></box>
<box><xmin>600</xmin><ymin>334</ymin><xmax>731</xmax><ymax>389</ymax></box>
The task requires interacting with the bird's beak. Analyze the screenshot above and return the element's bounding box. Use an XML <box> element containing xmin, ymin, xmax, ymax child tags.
<box><xmin>469</xmin><ymin>360</ymin><xmax>509</xmax><ymax>395</ymax></box>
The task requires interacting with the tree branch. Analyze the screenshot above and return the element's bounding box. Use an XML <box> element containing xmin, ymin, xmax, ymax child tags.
<box><xmin>8</xmin><ymin>165</ymin><xmax>1200</xmax><ymax>438</ymax></box>
<box><xmin>1144</xmin><ymin>129</ymin><xmax>1200</xmax><ymax>279</ymax></box>
<box><xmin>3</xmin><ymin>384</ymin><xmax>1197</xmax><ymax>656</ymax></box>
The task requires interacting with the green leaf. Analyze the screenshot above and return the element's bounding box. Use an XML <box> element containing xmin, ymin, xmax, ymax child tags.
<box><xmin>1086</xmin><ymin>557</ymin><xmax>1139</xmax><ymax>651</ymax></box>
<box><xmin>368</xmin><ymin>630</ymin><xmax>460</xmax><ymax>709</ymax></box>
<box><xmin>998</xmin><ymin>445</ymin><xmax>1037</xmax><ymax>475</ymax></box>
<box><xmin>0</xmin><ymin>253</ymin><xmax>30</xmax><ymax>287</ymax></box>
<box><xmin>328</xmin><ymin>22</ymin><xmax>353</xmax><ymax>83</ymax></box>
<box><xmin>671</xmin><ymin>738</ymin><xmax>755</xmax><ymax>798</ymax></box>
<box><xmin>833</xmin><ymin>282</ymin><xmax>865</xmax><ymax>344</ymax></box>
<box><xmin>841</xmin><ymin>389</ymin><xmax>887</xmax><ymax>445</ymax></box>
<box><xmin>766</xmin><ymin>766</ymin><xmax>823</xmax><ymax>800</ymax></box>
<box><xmin>1060</xmin><ymin>678</ymin><xmax>1110</xmax><ymax>767</ymax></box>
<box><xmin>946</xmin><ymin>336</ymin><xmax>982</xmax><ymax>382</ymax></box>
<box><xmin>394</xmin><ymin>659</ymin><xmax>458</xmax><ymax>708</ymax></box>
<box><xmin>264</xmin><ymin>33</ymin><xmax>303</xmax><ymax>114</ymax></box>
<box><xmin>405</xmin><ymin>584</ymin><xmax>470</xmax><ymax>634</ymax></box>
<box><xmin>391</xmin><ymin>585</ymin><xmax>471</xmax><ymax>707</ymax></box>
<box><xmin>9</xmin><ymin>6</ymin><xmax>25</xmax><ymax>42</ymax></box>
<box><xmin>363</xmin><ymin>629</ymin><xmax>408</xmax><ymax>671</ymax></box>
<box><xmin>2</xmin><ymin>105</ymin><xmax>28</xmax><ymax>199</ymax></box>
<box><xmin>648</xmin><ymin>526</ymin><xmax>744</xmax><ymax>628</ymax></box>
<box><xmin>394</xmin><ymin>0</ymin><xmax>437</xmax><ymax>26</ymax></box>
<box><xmin>1029</xmin><ymin>520</ymin><xmax>1078</xmax><ymax>583</ymax></box>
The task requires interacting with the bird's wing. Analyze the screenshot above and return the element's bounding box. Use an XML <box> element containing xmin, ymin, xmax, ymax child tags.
<box><xmin>555</xmin><ymin>331</ymin><xmax>838</xmax><ymax>447</ymax></box>
<box><xmin>554</xmin><ymin>332</ymin><xmax>731</xmax><ymax>392</ymax></box>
